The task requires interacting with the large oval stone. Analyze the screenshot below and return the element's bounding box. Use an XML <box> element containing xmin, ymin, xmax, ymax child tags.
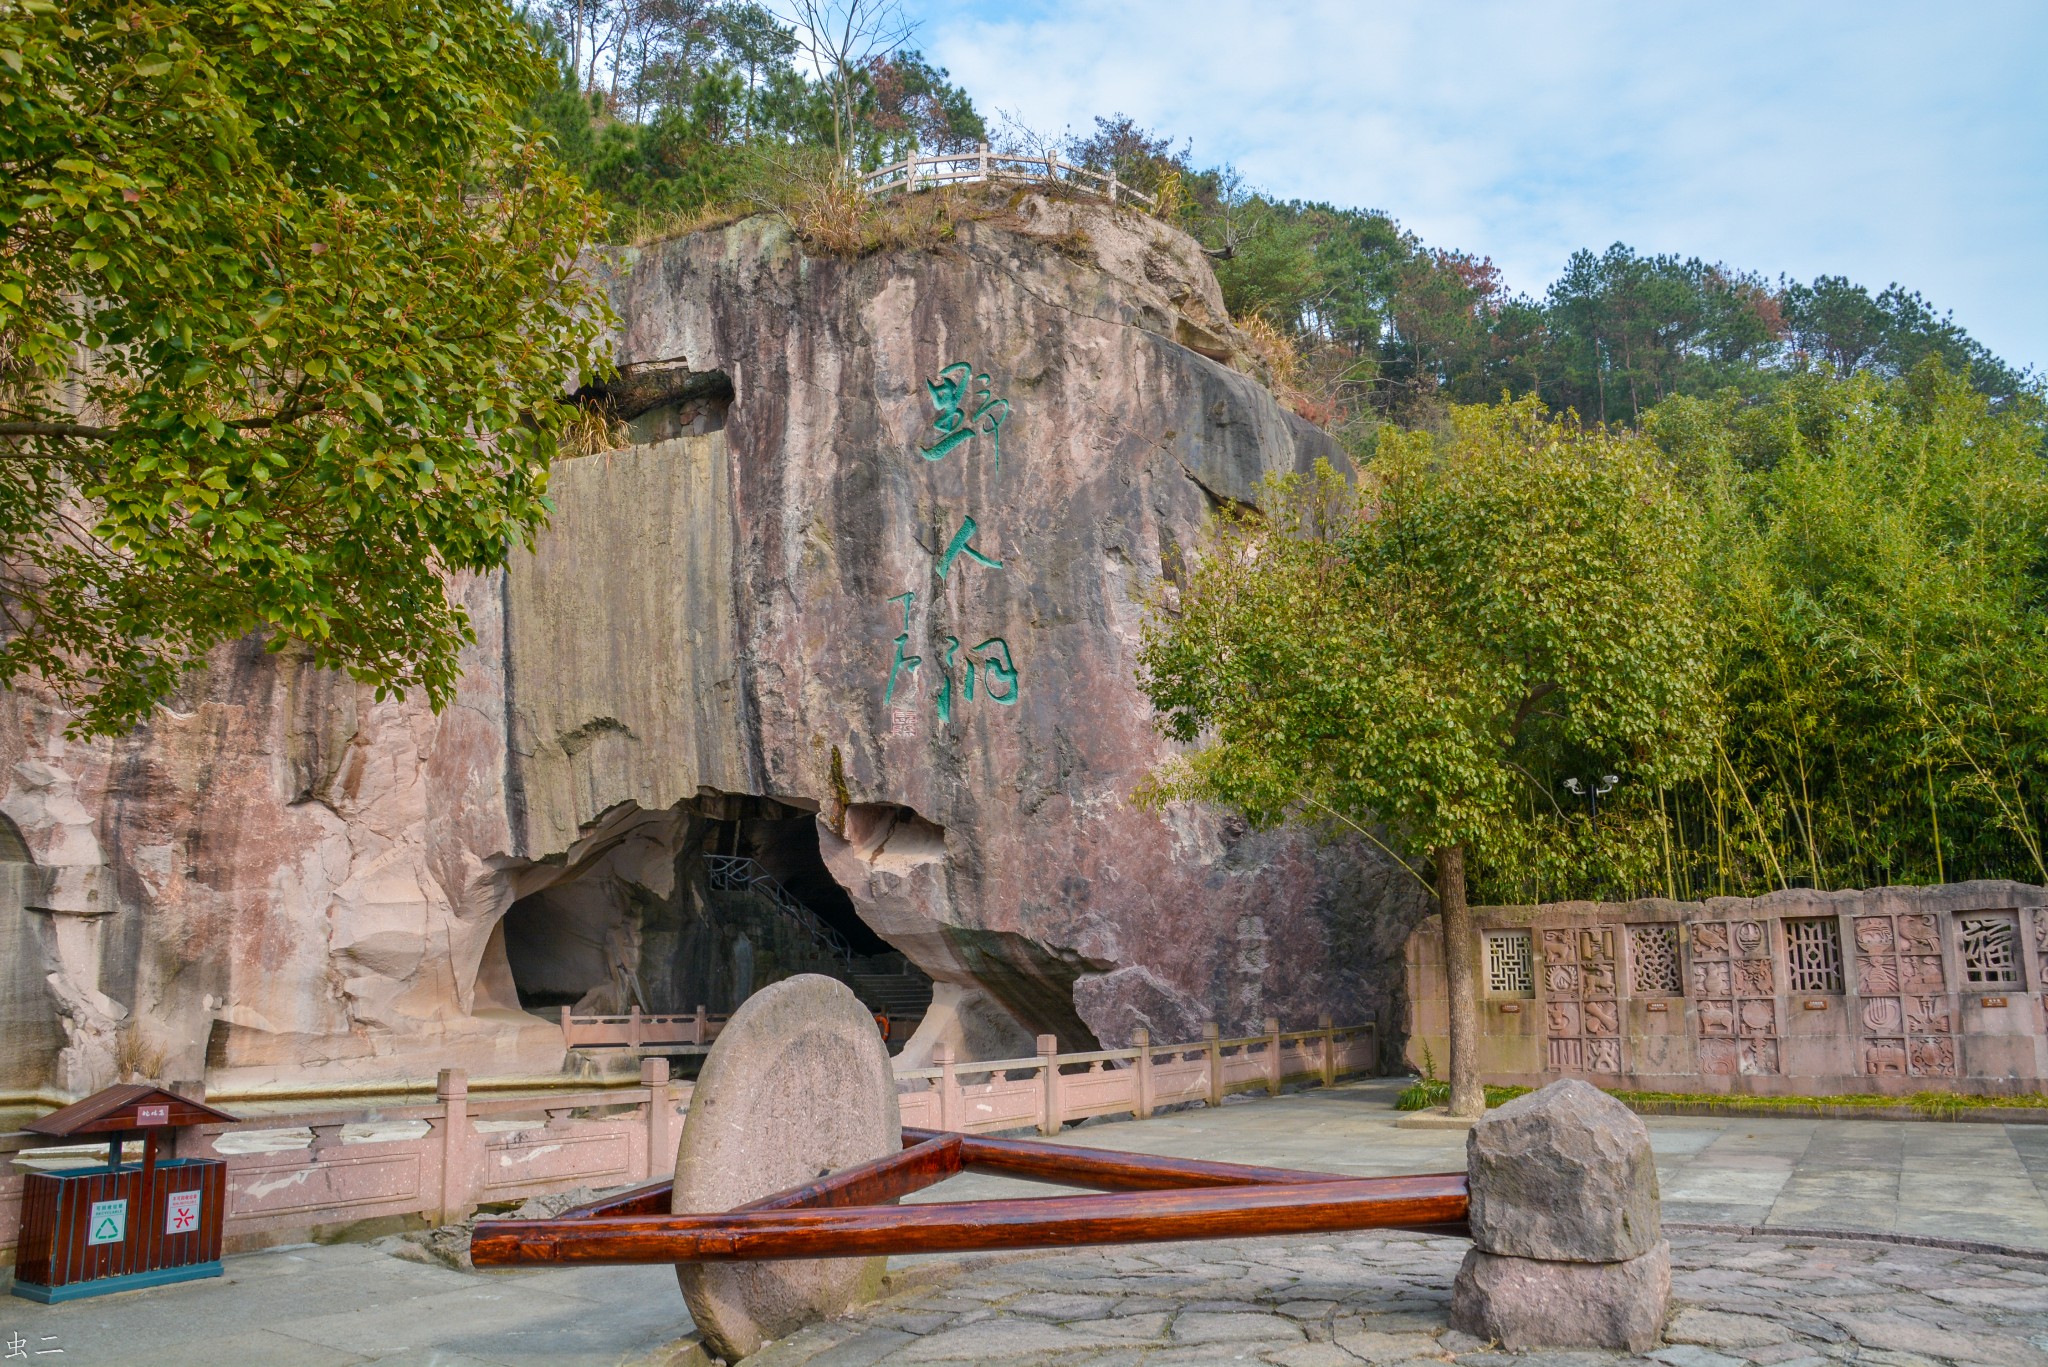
<box><xmin>673</xmin><ymin>974</ymin><xmax>899</xmax><ymax>1360</ymax></box>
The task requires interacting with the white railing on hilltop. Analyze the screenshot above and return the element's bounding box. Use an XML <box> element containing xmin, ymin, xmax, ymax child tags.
<box><xmin>860</xmin><ymin>143</ymin><xmax>1158</xmax><ymax>210</ymax></box>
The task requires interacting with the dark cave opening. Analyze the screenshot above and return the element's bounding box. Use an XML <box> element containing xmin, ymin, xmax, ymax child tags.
<box><xmin>497</xmin><ymin>800</ymin><xmax>925</xmax><ymax>1039</ymax></box>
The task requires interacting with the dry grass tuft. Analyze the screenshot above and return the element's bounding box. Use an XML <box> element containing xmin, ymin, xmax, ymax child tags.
<box><xmin>115</xmin><ymin>1027</ymin><xmax>167</xmax><ymax>1084</ymax></box>
<box><xmin>559</xmin><ymin>402</ymin><xmax>631</xmax><ymax>458</ymax></box>
<box><xmin>1237</xmin><ymin>313</ymin><xmax>1338</xmax><ymax>427</ymax></box>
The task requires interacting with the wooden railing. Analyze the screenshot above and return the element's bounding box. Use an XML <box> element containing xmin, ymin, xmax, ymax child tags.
<box><xmin>0</xmin><ymin>1015</ymin><xmax>1374</xmax><ymax>1267</ymax></box>
<box><xmin>860</xmin><ymin>144</ymin><xmax>1158</xmax><ymax>210</ymax></box>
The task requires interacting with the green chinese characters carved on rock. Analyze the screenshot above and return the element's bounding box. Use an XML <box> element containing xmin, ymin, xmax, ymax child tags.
<box><xmin>922</xmin><ymin>363</ymin><xmax>1010</xmax><ymax>472</ymax></box>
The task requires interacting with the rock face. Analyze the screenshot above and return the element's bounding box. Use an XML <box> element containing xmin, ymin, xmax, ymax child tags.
<box><xmin>671</xmin><ymin>974</ymin><xmax>897</xmax><ymax>1360</ymax></box>
<box><xmin>0</xmin><ymin>193</ymin><xmax>1431</xmax><ymax>1097</ymax></box>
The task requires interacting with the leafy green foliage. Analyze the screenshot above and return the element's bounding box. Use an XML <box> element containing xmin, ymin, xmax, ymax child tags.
<box><xmin>1643</xmin><ymin>362</ymin><xmax>2048</xmax><ymax>896</ymax></box>
<box><xmin>0</xmin><ymin>0</ymin><xmax>612</xmax><ymax>735</ymax></box>
<box><xmin>1137</xmin><ymin>396</ymin><xmax>1718</xmax><ymax>893</ymax></box>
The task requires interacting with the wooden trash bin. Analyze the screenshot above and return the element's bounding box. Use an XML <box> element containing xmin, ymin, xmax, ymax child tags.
<box><xmin>11</xmin><ymin>1084</ymin><xmax>237</xmax><ymax>1302</ymax></box>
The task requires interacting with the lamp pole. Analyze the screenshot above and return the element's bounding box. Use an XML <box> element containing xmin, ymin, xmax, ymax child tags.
<box><xmin>1563</xmin><ymin>774</ymin><xmax>1619</xmax><ymax>830</ymax></box>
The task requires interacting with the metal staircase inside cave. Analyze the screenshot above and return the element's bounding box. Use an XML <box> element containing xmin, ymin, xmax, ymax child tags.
<box><xmin>705</xmin><ymin>855</ymin><xmax>932</xmax><ymax>1023</ymax></box>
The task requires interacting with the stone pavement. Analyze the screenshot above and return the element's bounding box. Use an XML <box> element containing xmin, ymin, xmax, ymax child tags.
<box><xmin>751</xmin><ymin>1227</ymin><xmax>2048</xmax><ymax>1367</ymax></box>
<box><xmin>12</xmin><ymin>1079</ymin><xmax>2048</xmax><ymax>1365</ymax></box>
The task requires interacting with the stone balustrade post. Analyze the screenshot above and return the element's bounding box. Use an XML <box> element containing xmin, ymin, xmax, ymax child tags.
<box><xmin>1319</xmin><ymin>1013</ymin><xmax>1338</xmax><ymax>1087</ymax></box>
<box><xmin>641</xmin><ymin>1056</ymin><xmax>672</xmax><ymax>1180</ymax></box>
<box><xmin>694</xmin><ymin>1005</ymin><xmax>709</xmax><ymax>1044</ymax></box>
<box><xmin>934</xmin><ymin>1044</ymin><xmax>959</xmax><ymax>1131</ymax></box>
<box><xmin>436</xmin><ymin>1067</ymin><xmax>471</xmax><ymax>1225</ymax></box>
<box><xmin>1202</xmin><ymin>1022</ymin><xmax>1222</xmax><ymax>1106</ymax></box>
<box><xmin>1133</xmin><ymin>1028</ymin><xmax>1154</xmax><ymax>1119</ymax></box>
<box><xmin>1037</xmin><ymin>1035</ymin><xmax>1062</xmax><ymax>1135</ymax></box>
<box><xmin>559</xmin><ymin>1005</ymin><xmax>574</xmax><ymax>1046</ymax></box>
<box><xmin>628</xmin><ymin>1005</ymin><xmax>643</xmax><ymax>1050</ymax></box>
<box><xmin>1264</xmin><ymin>1016</ymin><xmax>1283</xmax><ymax>1096</ymax></box>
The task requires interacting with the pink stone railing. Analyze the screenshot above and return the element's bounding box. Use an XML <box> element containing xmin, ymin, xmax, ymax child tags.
<box><xmin>560</xmin><ymin>1005</ymin><xmax>727</xmax><ymax>1050</ymax></box>
<box><xmin>896</xmin><ymin>1017</ymin><xmax>1377</xmax><ymax>1135</ymax></box>
<box><xmin>0</xmin><ymin>1015</ymin><xmax>1375</xmax><ymax>1267</ymax></box>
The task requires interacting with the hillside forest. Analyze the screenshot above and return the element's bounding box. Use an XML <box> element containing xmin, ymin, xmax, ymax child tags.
<box><xmin>6</xmin><ymin>1</ymin><xmax>2043</xmax><ymax>910</ymax></box>
<box><xmin>530</xmin><ymin>2</ymin><xmax>2047</xmax><ymax>906</ymax></box>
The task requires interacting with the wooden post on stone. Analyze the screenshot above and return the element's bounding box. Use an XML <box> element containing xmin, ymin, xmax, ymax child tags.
<box><xmin>1265</xmin><ymin>1016</ymin><xmax>1284</xmax><ymax>1096</ymax></box>
<box><xmin>436</xmin><ymin>1067</ymin><xmax>470</xmax><ymax>1225</ymax></box>
<box><xmin>934</xmin><ymin>1044</ymin><xmax>959</xmax><ymax>1131</ymax></box>
<box><xmin>1038</xmin><ymin>1035</ymin><xmax>1062</xmax><ymax>1135</ymax></box>
<box><xmin>1133</xmin><ymin>1028</ymin><xmax>1154</xmax><ymax>1119</ymax></box>
<box><xmin>642</xmin><ymin>1056</ymin><xmax>671</xmax><ymax>1181</ymax></box>
<box><xmin>1203</xmin><ymin>1022</ymin><xmax>1222</xmax><ymax>1106</ymax></box>
<box><xmin>1320</xmin><ymin>1013</ymin><xmax>1338</xmax><ymax>1088</ymax></box>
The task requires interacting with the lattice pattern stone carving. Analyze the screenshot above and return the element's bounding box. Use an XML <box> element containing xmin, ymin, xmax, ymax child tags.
<box><xmin>1486</xmin><ymin>930</ymin><xmax>1534</xmax><ymax>996</ymax></box>
<box><xmin>1628</xmin><ymin>925</ymin><xmax>1681</xmax><ymax>996</ymax></box>
<box><xmin>1960</xmin><ymin>912</ymin><xmax>2021</xmax><ymax>987</ymax></box>
<box><xmin>1784</xmin><ymin>917</ymin><xmax>1844</xmax><ymax>994</ymax></box>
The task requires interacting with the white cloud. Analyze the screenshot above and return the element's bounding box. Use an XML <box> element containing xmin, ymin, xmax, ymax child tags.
<box><xmin>908</xmin><ymin>0</ymin><xmax>2046</xmax><ymax>370</ymax></box>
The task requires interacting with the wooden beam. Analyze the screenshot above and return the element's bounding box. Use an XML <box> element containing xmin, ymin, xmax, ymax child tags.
<box><xmin>920</xmin><ymin>1129</ymin><xmax>1365</xmax><ymax>1190</ymax></box>
<box><xmin>469</xmin><ymin>1173</ymin><xmax>1469</xmax><ymax>1267</ymax></box>
<box><xmin>737</xmin><ymin>1135</ymin><xmax>963</xmax><ymax>1211</ymax></box>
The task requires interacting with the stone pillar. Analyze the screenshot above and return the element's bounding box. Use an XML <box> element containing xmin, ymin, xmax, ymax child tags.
<box><xmin>1202</xmin><ymin>1022</ymin><xmax>1222</xmax><ymax>1106</ymax></box>
<box><xmin>1318</xmin><ymin>1014</ymin><xmax>1337</xmax><ymax>1088</ymax></box>
<box><xmin>1264</xmin><ymin>1016</ymin><xmax>1283</xmax><ymax>1096</ymax></box>
<box><xmin>641</xmin><ymin>1056</ymin><xmax>671</xmax><ymax>1181</ymax></box>
<box><xmin>436</xmin><ymin>1067</ymin><xmax>471</xmax><ymax>1226</ymax></box>
<box><xmin>1133</xmin><ymin>1028</ymin><xmax>1154</xmax><ymax>1119</ymax></box>
<box><xmin>934</xmin><ymin>1044</ymin><xmax>958</xmax><ymax>1131</ymax></box>
<box><xmin>1037</xmin><ymin>1034</ymin><xmax>1062</xmax><ymax>1135</ymax></box>
<box><xmin>1449</xmin><ymin>1079</ymin><xmax>1669</xmax><ymax>1352</ymax></box>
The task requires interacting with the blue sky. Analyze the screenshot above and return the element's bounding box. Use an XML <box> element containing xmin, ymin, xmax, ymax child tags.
<box><xmin>899</xmin><ymin>1</ymin><xmax>2046</xmax><ymax>373</ymax></box>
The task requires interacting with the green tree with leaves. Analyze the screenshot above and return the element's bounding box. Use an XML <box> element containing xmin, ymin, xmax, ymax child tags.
<box><xmin>1</xmin><ymin>0</ymin><xmax>612</xmax><ymax>736</ymax></box>
<box><xmin>1138</xmin><ymin>398</ymin><xmax>1715</xmax><ymax>1115</ymax></box>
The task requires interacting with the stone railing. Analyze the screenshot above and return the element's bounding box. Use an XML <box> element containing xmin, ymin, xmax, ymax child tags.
<box><xmin>898</xmin><ymin>1017</ymin><xmax>1376</xmax><ymax>1134</ymax></box>
<box><xmin>860</xmin><ymin>145</ymin><xmax>1158</xmax><ymax>210</ymax></box>
<box><xmin>0</xmin><ymin>1015</ymin><xmax>1374</xmax><ymax>1268</ymax></box>
<box><xmin>560</xmin><ymin>1005</ymin><xmax>728</xmax><ymax>1050</ymax></box>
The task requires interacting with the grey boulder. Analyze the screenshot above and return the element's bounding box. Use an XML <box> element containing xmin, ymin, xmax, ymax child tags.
<box><xmin>1450</xmin><ymin>1240</ymin><xmax>1672</xmax><ymax>1352</ymax></box>
<box><xmin>1466</xmin><ymin>1078</ymin><xmax>1661</xmax><ymax>1262</ymax></box>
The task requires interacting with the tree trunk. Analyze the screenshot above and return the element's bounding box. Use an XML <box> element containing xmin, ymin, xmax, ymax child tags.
<box><xmin>1436</xmin><ymin>843</ymin><xmax>1484</xmax><ymax>1119</ymax></box>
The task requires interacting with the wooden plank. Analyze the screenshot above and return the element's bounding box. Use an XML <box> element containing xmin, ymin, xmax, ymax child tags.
<box><xmin>468</xmin><ymin>1173</ymin><xmax>1468</xmax><ymax>1266</ymax></box>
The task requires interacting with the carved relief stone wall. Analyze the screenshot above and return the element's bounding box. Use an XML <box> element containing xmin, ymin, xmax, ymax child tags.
<box><xmin>1404</xmin><ymin>881</ymin><xmax>2048</xmax><ymax>1097</ymax></box>
<box><xmin>1542</xmin><ymin>925</ymin><xmax>1623</xmax><ymax>1074</ymax></box>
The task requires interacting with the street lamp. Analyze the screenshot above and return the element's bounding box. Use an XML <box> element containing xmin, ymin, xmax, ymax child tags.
<box><xmin>1563</xmin><ymin>774</ymin><xmax>1619</xmax><ymax>828</ymax></box>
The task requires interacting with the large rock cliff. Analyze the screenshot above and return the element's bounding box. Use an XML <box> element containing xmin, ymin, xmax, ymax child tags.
<box><xmin>0</xmin><ymin>194</ymin><xmax>1430</xmax><ymax>1096</ymax></box>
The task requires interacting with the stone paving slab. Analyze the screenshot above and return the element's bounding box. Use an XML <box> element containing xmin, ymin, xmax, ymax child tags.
<box><xmin>749</xmin><ymin>1229</ymin><xmax>2048</xmax><ymax>1367</ymax></box>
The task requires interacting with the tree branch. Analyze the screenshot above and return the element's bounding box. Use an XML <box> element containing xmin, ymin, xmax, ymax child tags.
<box><xmin>0</xmin><ymin>400</ymin><xmax>329</xmax><ymax>446</ymax></box>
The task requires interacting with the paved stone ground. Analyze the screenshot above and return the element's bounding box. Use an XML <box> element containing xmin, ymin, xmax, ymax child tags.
<box><xmin>14</xmin><ymin>1080</ymin><xmax>2048</xmax><ymax>1365</ymax></box>
<box><xmin>750</xmin><ymin>1228</ymin><xmax>2048</xmax><ymax>1367</ymax></box>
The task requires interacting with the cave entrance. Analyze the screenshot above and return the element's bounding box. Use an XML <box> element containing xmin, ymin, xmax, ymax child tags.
<box><xmin>495</xmin><ymin>799</ymin><xmax>931</xmax><ymax>1052</ymax></box>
